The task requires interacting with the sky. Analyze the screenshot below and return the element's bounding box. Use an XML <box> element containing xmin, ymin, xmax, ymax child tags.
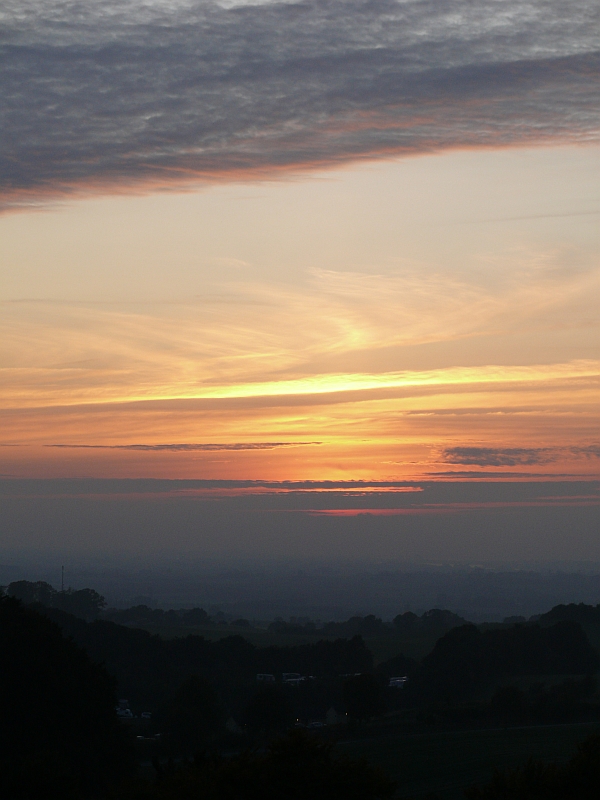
<box><xmin>1</xmin><ymin>0</ymin><xmax>599</xmax><ymax>565</ymax></box>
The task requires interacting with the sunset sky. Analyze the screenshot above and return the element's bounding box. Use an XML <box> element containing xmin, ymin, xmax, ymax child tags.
<box><xmin>1</xmin><ymin>0</ymin><xmax>599</xmax><ymax>563</ymax></box>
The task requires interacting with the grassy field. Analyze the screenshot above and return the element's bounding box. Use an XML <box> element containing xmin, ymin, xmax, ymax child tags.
<box><xmin>337</xmin><ymin>722</ymin><xmax>600</xmax><ymax>798</ymax></box>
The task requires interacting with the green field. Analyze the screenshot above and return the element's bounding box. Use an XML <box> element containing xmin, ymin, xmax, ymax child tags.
<box><xmin>338</xmin><ymin>722</ymin><xmax>600</xmax><ymax>798</ymax></box>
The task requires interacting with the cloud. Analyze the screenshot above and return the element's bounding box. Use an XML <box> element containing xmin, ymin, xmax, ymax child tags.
<box><xmin>426</xmin><ymin>470</ymin><xmax>586</xmax><ymax>479</ymax></box>
<box><xmin>441</xmin><ymin>446</ymin><xmax>561</xmax><ymax>466</ymax></box>
<box><xmin>306</xmin><ymin>497</ymin><xmax>600</xmax><ymax>515</ymax></box>
<box><xmin>0</xmin><ymin>478</ymin><xmax>425</xmax><ymax>497</ymax></box>
<box><xmin>2</xmin><ymin>0</ymin><xmax>599</xmax><ymax>207</ymax></box>
<box><xmin>441</xmin><ymin>445</ymin><xmax>600</xmax><ymax>466</ymax></box>
<box><xmin>573</xmin><ymin>445</ymin><xmax>600</xmax><ymax>459</ymax></box>
<box><xmin>47</xmin><ymin>442</ymin><xmax>320</xmax><ymax>451</ymax></box>
<box><xmin>4</xmin><ymin>285</ymin><xmax>599</xmax><ymax>411</ymax></box>
<box><xmin>1</xmin><ymin>478</ymin><xmax>598</xmax><ymax>521</ymax></box>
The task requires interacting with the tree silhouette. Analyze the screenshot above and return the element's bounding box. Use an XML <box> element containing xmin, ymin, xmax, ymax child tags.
<box><xmin>55</xmin><ymin>587</ymin><xmax>107</xmax><ymax>619</ymax></box>
<box><xmin>7</xmin><ymin>580</ymin><xmax>106</xmax><ymax>620</ymax></box>
<box><xmin>244</xmin><ymin>684</ymin><xmax>294</xmax><ymax>738</ymax></box>
<box><xmin>342</xmin><ymin>673</ymin><xmax>385</xmax><ymax>725</ymax></box>
<box><xmin>412</xmin><ymin>621</ymin><xmax>600</xmax><ymax>702</ymax></box>
<box><xmin>6</xmin><ymin>579</ymin><xmax>56</xmax><ymax>606</ymax></box>
<box><xmin>157</xmin><ymin>675</ymin><xmax>225</xmax><ymax>756</ymax></box>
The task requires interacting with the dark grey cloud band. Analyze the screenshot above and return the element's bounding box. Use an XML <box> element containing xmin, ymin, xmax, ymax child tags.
<box><xmin>442</xmin><ymin>445</ymin><xmax>600</xmax><ymax>467</ymax></box>
<box><xmin>2</xmin><ymin>0</ymin><xmax>599</xmax><ymax>207</ymax></box>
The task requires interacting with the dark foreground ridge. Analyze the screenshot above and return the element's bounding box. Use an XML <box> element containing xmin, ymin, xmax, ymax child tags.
<box><xmin>0</xmin><ymin>596</ymin><xmax>132</xmax><ymax>799</ymax></box>
<box><xmin>3</xmin><ymin>582</ymin><xmax>600</xmax><ymax>798</ymax></box>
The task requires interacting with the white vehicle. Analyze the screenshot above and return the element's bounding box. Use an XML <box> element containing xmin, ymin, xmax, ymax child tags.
<box><xmin>388</xmin><ymin>676</ymin><xmax>407</xmax><ymax>688</ymax></box>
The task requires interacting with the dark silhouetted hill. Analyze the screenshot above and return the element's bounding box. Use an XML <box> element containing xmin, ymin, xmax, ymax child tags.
<box><xmin>0</xmin><ymin>596</ymin><xmax>132</xmax><ymax>800</ymax></box>
<box><xmin>539</xmin><ymin>602</ymin><xmax>600</xmax><ymax>626</ymax></box>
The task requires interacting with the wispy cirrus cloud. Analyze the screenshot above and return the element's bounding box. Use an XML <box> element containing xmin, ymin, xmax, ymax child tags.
<box><xmin>3</xmin><ymin>264</ymin><xmax>598</xmax><ymax>410</ymax></box>
<box><xmin>2</xmin><ymin>0</ymin><xmax>598</xmax><ymax>208</ymax></box>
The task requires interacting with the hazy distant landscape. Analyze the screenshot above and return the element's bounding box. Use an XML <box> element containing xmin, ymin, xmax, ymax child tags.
<box><xmin>4</xmin><ymin>561</ymin><xmax>600</xmax><ymax>623</ymax></box>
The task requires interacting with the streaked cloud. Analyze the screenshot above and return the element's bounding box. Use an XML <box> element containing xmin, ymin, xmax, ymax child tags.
<box><xmin>2</xmin><ymin>0</ymin><xmax>598</xmax><ymax>207</ymax></box>
<box><xmin>2</xmin><ymin>244</ymin><xmax>598</xmax><ymax>409</ymax></box>
<box><xmin>573</xmin><ymin>445</ymin><xmax>600</xmax><ymax>459</ymax></box>
<box><xmin>1</xmin><ymin>477</ymin><xmax>598</xmax><ymax>514</ymax></box>
<box><xmin>442</xmin><ymin>445</ymin><xmax>600</xmax><ymax>466</ymax></box>
<box><xmin>442</xmin><ymin>446</ymin><xmax>560</xmax><ymax>466</ymax></box>
<box><xmin>307</xmin><ymin>496</ymin><xmax>600</xmax><ymax>515</ymax></box>
<box><xmin>47</xmin><ymin>441</ymin><xmax>320</xmax><ymax>451</ymax></box>
<box><xmin>0</xmin><ymin>478</ymin><xmax>425</xmax><ymax>497</ymax></box>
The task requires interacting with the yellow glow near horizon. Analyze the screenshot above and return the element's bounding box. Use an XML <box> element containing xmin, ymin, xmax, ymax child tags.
<box><xmin>2</xmin><ymin>359</ymin><xmax>599</xmax><ymax>408</ymax></box>
<box><xmin>176</xmin><ymin>360</ymin><xmax>600</xmax><ymax>401</ymax></box>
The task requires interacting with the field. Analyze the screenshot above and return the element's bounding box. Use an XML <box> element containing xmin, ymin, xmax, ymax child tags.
<box><xmin>338</xmin><ymin>722</ymin><xmax>600</xmax><ymax>798</ymax></box>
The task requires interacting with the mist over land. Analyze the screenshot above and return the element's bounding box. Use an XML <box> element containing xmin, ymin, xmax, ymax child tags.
<box><xmin>4</xmin><ymin>559</ymin><xmax>600</xmax><ymax>624</ymax></box>
<box><xmin>59</xmin><ymin>566</ymin><xmax>600</xmax><ymax>624</ymax></box>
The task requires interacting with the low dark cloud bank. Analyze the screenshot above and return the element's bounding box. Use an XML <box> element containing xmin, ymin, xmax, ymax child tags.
<box><xmin>2</xmin><ymin>0</ymin><xmax>598</xmax><ymax>207</ymax></box>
